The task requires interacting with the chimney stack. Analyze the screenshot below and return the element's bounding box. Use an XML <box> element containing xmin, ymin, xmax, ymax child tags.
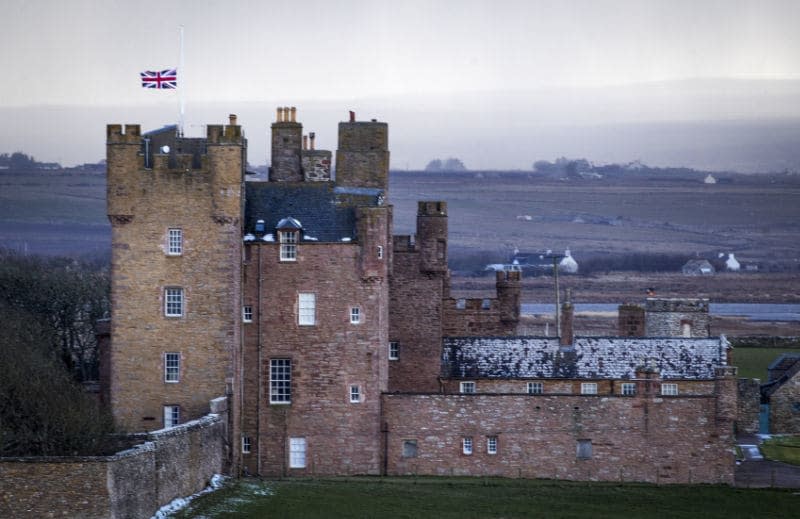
<box><xmin>560</xmin><ymin>301</ymin><xmax>574</xmax><ymax>346</ymax></box>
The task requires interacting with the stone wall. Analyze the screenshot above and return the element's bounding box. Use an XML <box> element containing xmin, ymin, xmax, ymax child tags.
<box><xmin>645</xmin><ymin>298</ymin><xmax>710</xmax><ymax>337</ymax></box>
<box><xmin>335</xmin><ymin>119</ymin><xmax>389</xmax><ymax>192</ymax></box>
<box><xmin>0</xmin><ymin>407</ymin><xmax>226</xmax><ymax>519</ymax></box>
<box><xmin>389</xmin><ymin>237</ymin><xmax>446</xmax><ymax>392</ymax></box>
<box><xmin>737</xmin><ymin>378</ymin><xmax>762</xmax><ymax>434</ymax></box>
<box><xmin>383</xmin><ymin>389</ymin><xmax>735</xmax><ymax>484</ymax></box>
<box><xmin>106</xmin><ymin>122</ymin><xmax>242</xmax><ymax>432</ymax></box>
<box><xmin>240</xmin><ymin>240</ymin><xmax>389</xmax><ymax>477</ymax></box>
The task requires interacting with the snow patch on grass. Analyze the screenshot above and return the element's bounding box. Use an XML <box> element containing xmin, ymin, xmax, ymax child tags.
<box><xmin>150</xmin><ymin>474</ymin><xmax>228</xmax><ymax>519</ymax></box>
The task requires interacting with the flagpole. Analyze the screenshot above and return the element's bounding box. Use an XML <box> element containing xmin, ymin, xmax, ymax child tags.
<box><xmin>179</xmin><ymin>25</ymin><xmax>185</xmax><ymax>136</ymax></box>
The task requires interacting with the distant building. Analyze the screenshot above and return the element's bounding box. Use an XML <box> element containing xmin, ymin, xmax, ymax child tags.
<box><xmin>559</xmin><ymin>249</ymin><xmax>578</xmax><ymax>274</ymax></box>
<box><xmin>682</xmin><ymin>259</ymin><xmax>715</xmax><ymax>276</ymax></box>
<box><xmin>725</xmin><ymin>253</ymin><xmax>740</xmax><ymax>271</ymax></box>
<box><xmin>704</xmin><ymin>174</ymin><xmax>717</xmax><ymax>184</ymax></box>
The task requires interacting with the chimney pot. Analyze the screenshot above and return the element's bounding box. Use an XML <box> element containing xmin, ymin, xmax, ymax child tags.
<box><xmin>283</xmin><ymin>106</ymin><xmax>290</xmax><ymax>122</ymax></box>
<box><xmin>229</xmin><ymin>114</ymin><xmax>237</xmax><ymax>126</ymax></box>
<box><xmin>303</xmin><ymin>135</ymin><xmax>308</xmax><ymax>150</ymax></box>
<box><xmin>290</xmin><ymin>106</ymin><xmax>297</xmax><ymax>122</ymax></box>
<box><xmin>349</xmin><ymin>111</ymin><xmax>355</xmax><ymax>122</ymax></box>
<box><xmin>276</xmin><ymin>107</ymin><xmax>283</xmax><ymax>122</ymax></box>
<box><xmin>309</xmin><ymin>132</ymin><xmax>316</xmax><ymax>150</ymax></box>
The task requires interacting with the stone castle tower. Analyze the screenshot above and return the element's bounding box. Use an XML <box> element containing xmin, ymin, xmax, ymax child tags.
<box><xmin>105</xmin><ymin>119</ymin><xmax>244</xmax><ymax>431</ymax></box>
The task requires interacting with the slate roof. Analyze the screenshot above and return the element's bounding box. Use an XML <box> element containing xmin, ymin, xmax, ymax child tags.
<box><xmin>763</xmin><ymin>353</ymin><xmax>800</xmax><ymax>397</ymax></box>
<box><xmin>244</xmin><ymin>182</ymin><xmax>382</xmax><ymax>242</ymax></box>
<box><xmin>441</xmin><ymin>336</ymin><xmax>729</xmax><ymax>380</ymax></box>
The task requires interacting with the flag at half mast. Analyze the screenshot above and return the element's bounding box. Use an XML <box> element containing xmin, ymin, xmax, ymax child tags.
<box><xmin>140</xmin><ymin>69</ymin><xmax>177</xmax><ymax>89</ymax></box>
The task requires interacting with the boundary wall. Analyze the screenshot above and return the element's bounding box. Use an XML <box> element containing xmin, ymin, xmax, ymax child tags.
<box><xmin>0</xmin><ymin>397</ymin><xmax>227</xmax><ymax>519</ymax></box>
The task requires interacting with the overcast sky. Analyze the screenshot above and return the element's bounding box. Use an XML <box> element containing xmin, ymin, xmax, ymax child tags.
<box><xmin>2</xmin><ymin>0</ymin><xmax>799</xmax><ymax>169</ymax></box>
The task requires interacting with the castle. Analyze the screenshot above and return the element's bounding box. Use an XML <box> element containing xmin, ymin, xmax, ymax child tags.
<box><xmin>104</xmin><ymin>108</ymin><xmax>736</xmax><ymax>484</ymax></box>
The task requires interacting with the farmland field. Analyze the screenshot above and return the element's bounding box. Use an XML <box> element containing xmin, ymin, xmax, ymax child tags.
<box><xmin>169</xmin><ymin>477</ymin><xmax>797</xmax><ymax>519</ymax></box>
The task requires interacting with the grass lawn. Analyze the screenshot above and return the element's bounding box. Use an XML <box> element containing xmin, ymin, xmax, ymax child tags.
<box><xmin>731</xmin><ymin>347</ymin><xmax>799</xmax><ymax>381</ymax></box>
<box><xmin>170</xmin><ymin>477</ymin><xmax>798</xmax><ymax>519</ymax></box>
<box><xmin>762</xmin><ymin>436</ymin><xmax>800</xmax><ymax>466</ymax></box>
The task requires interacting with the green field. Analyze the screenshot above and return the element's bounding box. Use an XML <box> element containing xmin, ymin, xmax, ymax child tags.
<box><xmin>170</xmin><ymin>477</ymin><xmax>797</xmax><ymax>519</ymax></box>
<box><xmin>762</xmin><ymin>436</ymin><xmax>800</xmax><ymax>466</ymax></box>
<box><xmin>731</xmin><ymin>347</ymin><xmax>798</xmax><ymax>381</ymax></box>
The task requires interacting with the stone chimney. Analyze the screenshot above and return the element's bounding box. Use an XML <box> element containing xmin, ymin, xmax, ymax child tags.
<box><xmin>560</xmin><ymin>301</ymin><xmax>574</xmax><ymax>346</ymax></box>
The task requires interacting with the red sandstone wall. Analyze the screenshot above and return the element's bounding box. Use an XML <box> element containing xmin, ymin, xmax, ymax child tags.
<box><xmin>382</xmin><ymin>393</ymin><xmax>735</xmax><ymax>484</ymax></box>
<box><xmin>442</xmin><ymin>298</ymin><xmax>516</xmax><ymax>337</ymax></box>
<box><xmin>389</xmin><ymin>243</ymin><xmax>446</xmax><ymax>392</ymax></box>
<box><xmin>240</xmin><ymin>240</ymin><xmax>388</xmax><ymax>476</ymax></box>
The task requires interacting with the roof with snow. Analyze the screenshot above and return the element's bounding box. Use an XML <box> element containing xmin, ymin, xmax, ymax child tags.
<box><xmin>244</xmin><ymin>182</ymin><xmax>383</xmax><ymax>242</ymax></box>
<box><xmin>441</xmin><ymin>336</ymin><xmax>729</xmax><ymax>380</ymax></box>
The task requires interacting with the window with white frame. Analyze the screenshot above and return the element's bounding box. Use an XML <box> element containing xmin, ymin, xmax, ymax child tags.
<box><xmin>621</xmin><ymin>382</ymin><xmax>636</xmax><ymax>396</ymax></box>
<box><xmin>462</xmin><ymin>437</ymin><xmax>473</xmax><ymax>455</ymax></box>
<box><xmin>167</xmin><ymin>228</ymin><xmax>183</xmax><ymax>255</ymax></box>
<box><xmin>577</xmin><ymin>439</ymin><xmax>592</xmax><ymax>459</ymax></box>
<box><xmin>279</xmin><ymin>230</ymin><xmax>298</xmax><ymax>261</ymax></box>
<box><xmin>163</xmin><ymin>405</ymin><xmax>180</xmax><ymax>428</ymax></box>
<box><xmin>487</xmin><ymin>436</ymin><xmax>498</xmax><ymax>455</ymax></box>
<box><xmin>270</xmin><ymin>358</ymin><xmax>291</xmax><ymax>404</ymax></box>
<box><xmin>243</xmin><ymin>305</ymin><xmax>253</xmax><ymax>323</ymax></box>
<box><xmin>289</xmin><ymin>437</ymin><xmax>306</xmax><ymax>468</ymax></box>
<box><xmin>580</xmin><ymin>382</ymin><xmax>598</xmax><ymax>395</ymax></box>
<box><xmin>377</xmin><ymin>245</ymin><xmax>383</xmax><ymax>259</ymax></box>
<box><xmin>164</xmin><ymin>352</ymin><xmax>180</xmax><ymax>383</ymax></box>
<box><xmin>460</xmin><ymin>381</ymin><xmax>476</xmax><ymax>394</ymax></box>
<box><xmin>349</xmin><ymin>384</ymin><xmax>361</xmax><ymax>403</ymax></box>
<box><xmin>389</xmin><ymin>342</ymin><xmax>399</xmax><ymax>360</ymax></box>
<box><xmin>350</xmin><ymin>307</ymin><xmax>361</xmax><ymax>324</ymax></box>
<box><xmin>164</xmin><ymin>287</ymin><xmax>184</xmax><ymax>317</ymax></box>
<box><xmin>298</xmin><ymin>293</ymin><xmax>315</xmax><ymax>325</ymax></box>
<box><xmin>662</xmin><ymin>383</ymin><xmax>679</xmax><ymax>396</ymax></box>
<box><xmin>527</xmin><ymin>382</ymin><xmax>543</xmax><ymax>394</ymax></box>
<box><xmin>242</xmin><ymin>435</ymin><xmax>252</xmax><ymax>454</ymax></box>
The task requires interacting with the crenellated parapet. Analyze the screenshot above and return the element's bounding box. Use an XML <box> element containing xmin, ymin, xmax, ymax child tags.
<box><xmin>107</xmin><ymin>124</ymin><xmax>142</xmax><ymax>144</ymax></box>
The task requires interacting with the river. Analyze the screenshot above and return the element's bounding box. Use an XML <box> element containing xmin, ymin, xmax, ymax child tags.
<box><xmin>520</xmin><ymin>303</ymin><xmax>800</xmax><ymax>322</ymax></box>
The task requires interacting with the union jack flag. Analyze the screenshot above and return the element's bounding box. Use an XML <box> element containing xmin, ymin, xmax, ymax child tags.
<box><xmin>140</xmin><ymin>69</ymin><xmax>177</xmax><ymax>89</ymax></box>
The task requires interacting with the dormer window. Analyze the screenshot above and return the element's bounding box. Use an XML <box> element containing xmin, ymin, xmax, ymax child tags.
<box><xmin>280</xmin><ymin>231</ymin><xmax>298</xmax><ymax>261</ymax></box>
<box><xmin>276</xmin><ymin>217</ymin><xmax>303</xmax><ymax>262</ymax></box>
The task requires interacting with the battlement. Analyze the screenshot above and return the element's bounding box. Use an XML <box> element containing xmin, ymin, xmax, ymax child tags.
<box><xmin>207</xmin><ymin>114</ymin><xmax>243</xmax><ymax>144</ymax></box>
<box><xmin>417</xmin><ymin>201</ymin><xmax>447</xmax><ymax>217</ymax></box>
<box><xmin>337</xmin><ymin>114</ymin><xmax>388</xmax><ymax>152</ymax></box>
<box><xmin>107</xmin><ymin>124</ymin><xmax>142</xmax><ymax>144</ymax></box>
<box><xmin>645</xmin><ymin>298</ymin><xmax>709</xmax><ymax>313</ymax></box>
<box><xmin>495</xmin><ymin>270</ymin><xmax>521</xmax><ymax>283</ymax></box>
<box><xmin>393</xmin><ymin>235</ymin><xmax>414</xmax><ymax>252</ymax></box>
